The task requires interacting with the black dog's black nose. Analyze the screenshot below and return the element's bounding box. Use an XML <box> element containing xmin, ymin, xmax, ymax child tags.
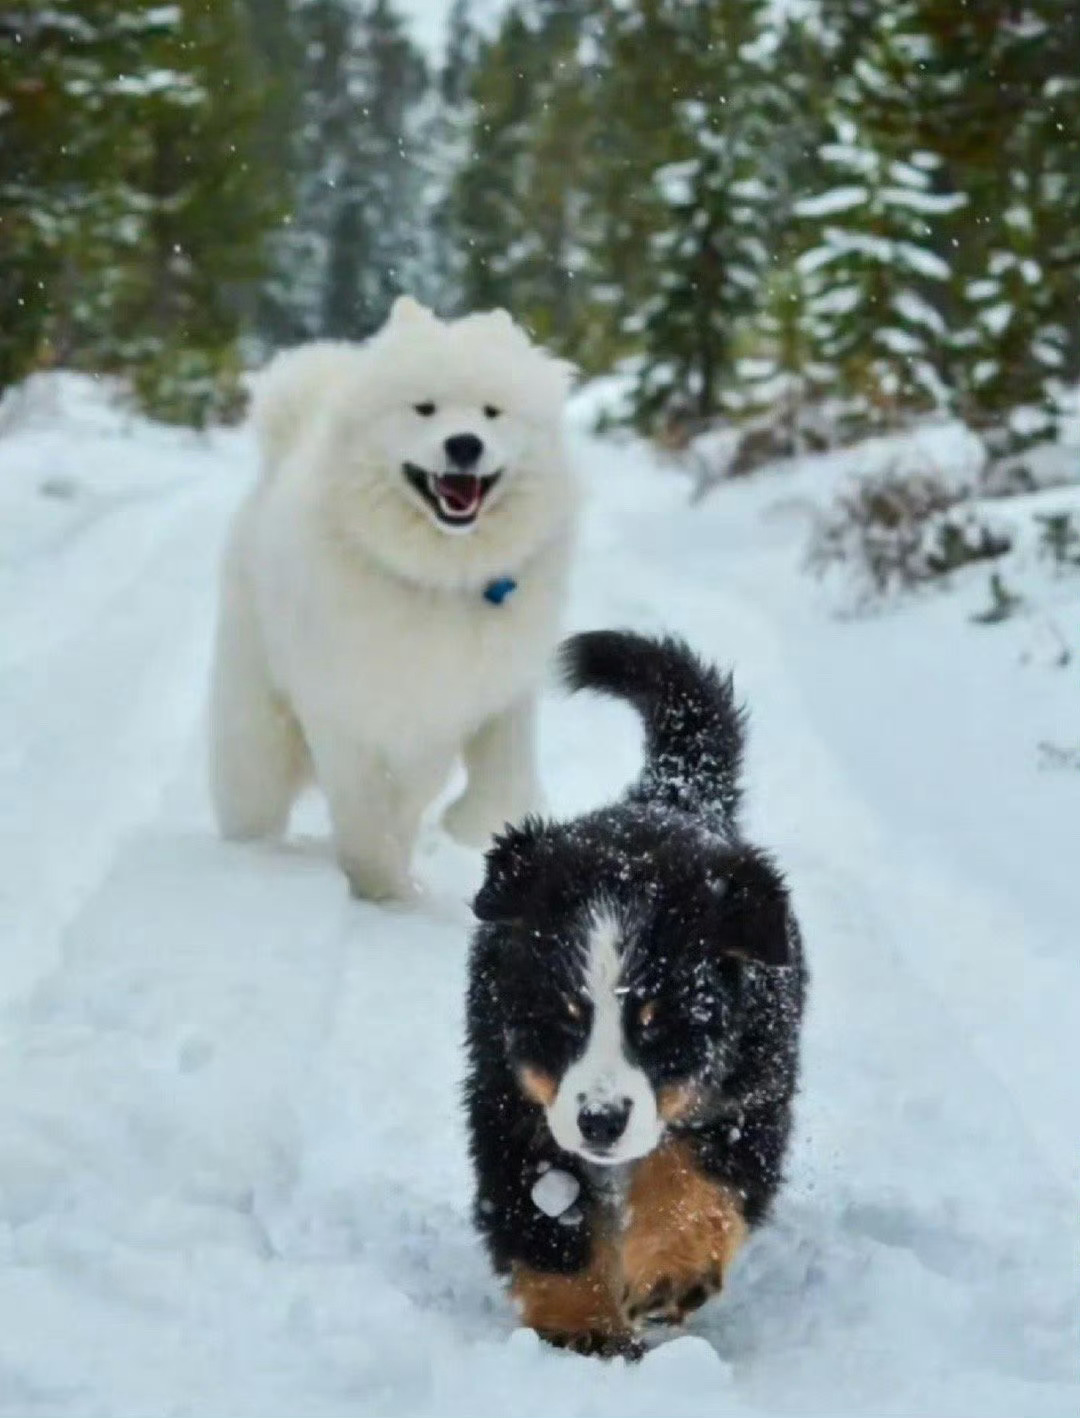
<box><xmin>577</xmin><ymin>1100</ymin><xmax>631</xmax><ymax>1150</ymax></box>
<box><xmin>445</xmin><ymin>433</ymin><xmax>483</xmax><ymax>468</ymax></box>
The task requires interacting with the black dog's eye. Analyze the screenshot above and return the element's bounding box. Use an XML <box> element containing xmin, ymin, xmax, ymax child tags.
<box><xmin>414</xmin><ymin>401</ymin><xmax>436</xmax><ymax>417</ymax></box>
<box><xmin>483</xmin><ymin>405</ymin><xmax>501</xmax><ymax>419</ymax></box>
<box><xmin>566</xmin><ymin>998</ymin><xmax>583</xmax><ymax>1021</ymax></box>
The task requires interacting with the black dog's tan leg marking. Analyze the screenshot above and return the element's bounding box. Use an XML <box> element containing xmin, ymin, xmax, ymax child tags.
<box><xmin>621</xmin><ymin>1139</ymin><xmax>747</xmax><ymax>1326</ymax></box>
<box><xmin>511</xmin><ymin>1240</ymin><xmax>640</xmax><ymax>1358</ymax></box>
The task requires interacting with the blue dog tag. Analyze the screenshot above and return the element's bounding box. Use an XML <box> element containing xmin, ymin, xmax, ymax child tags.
<box><xmin>483</xmin><ymin>577</ymin><xmax>518</xmax><ymax>606</ymax></box>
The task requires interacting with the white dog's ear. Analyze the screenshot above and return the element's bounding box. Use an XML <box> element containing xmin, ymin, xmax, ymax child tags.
<box><xmin>487</xmin><ymin>309</ymin><xmax>577</xmax><ymax>397</ymax></box>
<box><xmin>389</xmin><ymin>295</ymin><xmax>434</xmax><ymax>326</ymax></box>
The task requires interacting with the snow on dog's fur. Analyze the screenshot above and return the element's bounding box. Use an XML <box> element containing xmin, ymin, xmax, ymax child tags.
<box><xmin>208</xmin><ymin>297</ymin><xmax>577</xmax><ymax>900</ymax></box>
<box><xmin>465</xmin><ymin>632</ymin><xmax>806</xmax><ymax>1358</ymax></box>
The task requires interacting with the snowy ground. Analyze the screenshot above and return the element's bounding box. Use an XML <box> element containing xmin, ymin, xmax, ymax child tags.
<box><xmin>0</xmin><ymin>376</ymin><xmax>1077</xmax><ymax>1417</ymax></box>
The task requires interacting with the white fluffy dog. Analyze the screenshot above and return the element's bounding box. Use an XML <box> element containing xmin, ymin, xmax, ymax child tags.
<box><xmin>208</xmin><ymin>297</ymin><xmax>577</xmax><ymax>900</ymax></box>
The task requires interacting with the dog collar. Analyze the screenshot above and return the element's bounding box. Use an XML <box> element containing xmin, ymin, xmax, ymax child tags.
<box><xmin>483</xmin><ymin>576</ymin><xmax>518</xmax><ymax>606</ymax></box>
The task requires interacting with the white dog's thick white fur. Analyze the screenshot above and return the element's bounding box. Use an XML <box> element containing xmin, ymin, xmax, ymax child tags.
<box><xmin>209</xmin><ymin>297</ymin><xmax>577</xmax><ymax>900</ymax></box>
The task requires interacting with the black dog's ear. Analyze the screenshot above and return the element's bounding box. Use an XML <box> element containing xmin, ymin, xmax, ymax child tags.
<box><xmin>472</xmin><ymin>817</ymin><xmax>555</xmax><ymax>924</ymax></box>
<box><xmin>708</xmin><ymin>847</ymin><xmax>792</xmax><ymax>968</ymax></box>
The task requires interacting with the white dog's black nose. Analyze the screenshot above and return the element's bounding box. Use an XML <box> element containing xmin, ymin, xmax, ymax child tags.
<box><xmin>577</xmin><ymin>1100</ymin><xmax>631</xmax><ymax>1150</ymax></box>
<box><xmin>445</xmin><ymin>433</ymin><xmax>484</xmax><ymax>469</ymax></box>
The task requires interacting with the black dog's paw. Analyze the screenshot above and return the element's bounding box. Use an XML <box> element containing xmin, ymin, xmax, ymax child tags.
<box><xmin>538</xmin><ymin>1327</ymin><xmax>645</xmax><ymax>1361</ymax></box>
<box><xmin>625</xmin><ymin>1265</ymin><xmax>723</xmax><ymax>1326</ymax></box>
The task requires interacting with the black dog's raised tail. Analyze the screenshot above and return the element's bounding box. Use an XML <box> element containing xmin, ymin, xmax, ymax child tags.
<box><xmin>560</xmin><ymin>630</ymin><xmax>745</xmax><ymax>829</ymax></box>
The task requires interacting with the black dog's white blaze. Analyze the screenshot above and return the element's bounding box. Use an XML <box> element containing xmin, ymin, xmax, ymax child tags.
<box><xmin>545</xmin><ymin>909</ymin><xmax>662</xmax><ymax>1165</ymax></box>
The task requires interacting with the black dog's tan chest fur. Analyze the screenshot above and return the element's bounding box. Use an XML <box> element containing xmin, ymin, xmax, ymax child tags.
<box><xmin>509</xmin><ymin>1138</ymin><xmax>748</xmax><ymax>1355</ymax></box>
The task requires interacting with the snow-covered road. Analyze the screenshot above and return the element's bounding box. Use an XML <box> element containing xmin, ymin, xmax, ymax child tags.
<box><xmin>0</xmin><ymin>380</ymin><xmax>1076</xmax><ymax>1417</ymax></box>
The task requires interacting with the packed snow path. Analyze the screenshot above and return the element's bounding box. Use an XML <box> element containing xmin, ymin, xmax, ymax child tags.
<box><xmin>0</xmin><ymin>382</ymin><xmax>1076</xmax><ymax>1417</ymax></box>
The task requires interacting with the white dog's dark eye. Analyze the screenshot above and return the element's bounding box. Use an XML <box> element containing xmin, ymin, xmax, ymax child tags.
<box><xmin>483</xmin><ymin>405</ymin><xmax>502</xmax><ymax>419</ymax></box>
<box><xmin>414</xmin><ymin>401</ymin><xmax>436</xmax><ymax>417</ymax></box>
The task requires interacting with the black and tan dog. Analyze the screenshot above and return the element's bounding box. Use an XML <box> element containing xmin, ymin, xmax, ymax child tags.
<box><xmin>464</xmin><ymin>630</ymin><xmax>806</xmax><ymax>1357</ymax></box>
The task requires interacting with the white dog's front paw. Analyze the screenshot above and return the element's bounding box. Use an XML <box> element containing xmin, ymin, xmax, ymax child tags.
<box><xmin>443</xmin><ymin>790</ymin><xmax>540</xmax><ymax>848</ymax></box>
<box><xmin>340</xmin><ymin>856</ymin><xmax>418</xmax><ymax>904</ymax></box>
<box><xmin>442</xmin><ymin>794</ymin><xmax>501</xmax><ymax>848</ymax></box>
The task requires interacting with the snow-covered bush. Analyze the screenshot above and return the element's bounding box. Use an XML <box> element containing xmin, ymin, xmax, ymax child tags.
<box><xmin>807</xmin><ymin>462</ymin><xmax>1012</xmax><ymax>600</ymax></box>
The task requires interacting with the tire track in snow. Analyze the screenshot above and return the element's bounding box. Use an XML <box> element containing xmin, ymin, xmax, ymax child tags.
<box><xmin>0</xmin><ymin>469</ymin><xmax>243</xmax><ymax>1004</ymax></box>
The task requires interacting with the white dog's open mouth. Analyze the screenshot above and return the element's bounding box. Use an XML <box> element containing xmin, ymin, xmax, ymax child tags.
<box><xmin>403</xmin><ymin>465</ymin><xmax>502</xmax><ymax>530</ymax></box>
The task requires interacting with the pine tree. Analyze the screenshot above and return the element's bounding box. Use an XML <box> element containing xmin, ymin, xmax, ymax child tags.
<box><xmin>324</xmin><ymin>0</ymin><xmax>428</xmax><ymax>336</ymax></box>
<box><xmin>262</xmin><ymin>0</ymin><xmax>428</xmax><ymax>343</ymax></box>
<box><xmin>442</xmin><ymin>0</ymin><xmax>478</xmax><ymax>107</ymax></box>
<box><xmin>0</xmin><ymin>7</ymin><xmax>67</xmax><ymax>389</ymax></box>
<box><xmin>732</xmin><ymin>262</ymin><xmax>840</xmax><ymax>456</ymax></box>
<box><xmin>726</xmin><ymin>16</ymin><xmax>836</xmax><ymax>453</ymax></box>
<box><xmin>415</xmin><ymin>0</ymin><xmax>481</xmax><ymax>314</ymax></box>
<box><xmin>239</xmin><ymin>0</ymin><xmax>306</xmax><ymax>345</ymax></box>
<box><xmin>584</xmin><ymin>0</ymin><xmax>705</xmax><ymax>374</ymax></box>
<box><xmin>0</xmin><ymin>4</ymin><xmax>176</xmax><ymax>388</ymax></box>
<box><xmin>512</xmin><ymin>0</ymin><xmax>600</xmax><ymax>353</ymax></box>
<box><xmin>449</xmin><ymin>1</ymin><xmax>600</xmax><ymax>354</ymax></box>
<box><xmin>0</xmin><ymin>1</ymin><xmax>276</xmax><ymax>422</ymax></box>
<box><xmin>124</xmin><ymin>0</ymin><xmax>278</xmax><ymax>422</ymax></box>
<box><xmin>793</xmin><ymin>4</ymin><xmax>966</xmax><ymax>434</ymax></box>
<box><xmin>797</xmin><ymin>0</ymin><xmax>1080</xmax><ymax>457</ymax></box>
<box><xmin>625</xmin><ymin>1</ymin><xmax>779</xmax><ymax>431</ymax></box>
<box><xmin>913</xmin><ymin>0</ymin><xmax>1080</xmax><ymax>459</ymax></box>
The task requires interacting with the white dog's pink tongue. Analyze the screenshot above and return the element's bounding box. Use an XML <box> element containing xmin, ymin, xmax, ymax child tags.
<box><xmin>437</xmin><ymin>475</ymin><xmax>481</xmax><ymax>516</ymax></box>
